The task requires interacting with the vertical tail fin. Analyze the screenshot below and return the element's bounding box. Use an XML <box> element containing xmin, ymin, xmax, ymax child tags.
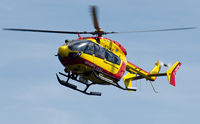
<box><xmin>166</xmin><ymin>61</ymin><xmax>182</xmax><ymax>86</ymax></box>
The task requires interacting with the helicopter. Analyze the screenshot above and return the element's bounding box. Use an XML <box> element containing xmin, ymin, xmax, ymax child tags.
<box><xmin>3</xmin><ymin>6</ymin><xmax>194</xmax><ymax>96</ymax></box>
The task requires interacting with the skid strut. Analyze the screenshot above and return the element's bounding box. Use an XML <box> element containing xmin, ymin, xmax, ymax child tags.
<box><xmin>56</xmin><ymin>72</ymin><xmax>101</xmax><ymax>96</ymax></box>
<box><xmin>93</xmin><ymin>71</ymin><xmax>137</xmax><ymax>92</ymax></box>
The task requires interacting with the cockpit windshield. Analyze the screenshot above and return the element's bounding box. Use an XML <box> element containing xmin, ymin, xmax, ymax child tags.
<box><xmin>68</xmin><ymin>40</ymin><xmax>89</xmax><ymax>52</ymax></box>
<box><xmin>68</xmin><ymin>40</ymin><xmax>121</xmax><ymax>65</ymax></box>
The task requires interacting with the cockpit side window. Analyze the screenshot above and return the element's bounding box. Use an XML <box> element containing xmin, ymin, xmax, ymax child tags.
<box><xmin>84</xmin><ymin>42</ymin><xmax>94</xmax><ymax>55</ymax></box>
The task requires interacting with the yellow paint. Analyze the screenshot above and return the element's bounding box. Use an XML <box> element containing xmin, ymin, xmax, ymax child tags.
<box><xmin>57</xmin><ymin>38</ymin><xmax>181</xmax><ymax>88</ymax></box>
<box><xmin>149</xmin><ymin>60</ymin><xmax>161</xmax><ymax>80</ymax></box>
<box><xmin>166</xmin><ymin>61</ymin><xmax>180</xmax><ymax>84</ymax></box>
<box><xmin>125</xmin><ymin>61</ymin><xmax>161</xmax><ymax>81</ymax></box>
<box><xmin>58</xmin><ymin>44</ymin><xmax>70</xmax><ymax>57</ymax></box>
<box><xmin>123</xmin><ymin>73</ymin><xmax>136</xmax><ymax>92</ymax></box>
<box><xmin>58</xmin><ymin>38</ymin><xmax>127</xmax><ymax>76</ymax></box>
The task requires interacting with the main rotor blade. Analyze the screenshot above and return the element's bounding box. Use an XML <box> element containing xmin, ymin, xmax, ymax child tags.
<box><xmin>91</xmin><ymin>6</ymin><xmax>100</xmax><ymax>31</ymax></box>
<box><xmin>107</xmin><ymin>27</ymin><xmax>197</xmax><ymax>34</ymax></box>
<box><xmin>3</xmin><ymin>28</ymin><xmax>93</xmax><ymax>34</ymax></box>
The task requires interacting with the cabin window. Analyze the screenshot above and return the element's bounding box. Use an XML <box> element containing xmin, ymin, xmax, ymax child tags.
<box><xmin>94</xmin><ymin>44</ymin><xmax>105</xmax><ymax>59</ymax></box>
<box><xmin>105</xmin><ymin>50</ymin><xmax>121</xmax><ymax>65</ymax></box>
<box><xmin>68</xmin><ymin>40</ymin><xmax>88</xmax><ymax>52</ymax></box>
<box><xmin>105</xmin><ymin>50</ymin><xmax>114</xmax><ymax>62</ymax></box>
<box><xmin>113</xmin><ymin>55</ymin><xmax>121</xmax><ymax>65</ymax></box>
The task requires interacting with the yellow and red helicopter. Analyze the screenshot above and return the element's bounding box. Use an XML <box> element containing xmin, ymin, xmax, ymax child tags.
<box><xmin>4</xmin><ymin>6</ymin><xmax>195</xmax><ymax>96</ymax></box>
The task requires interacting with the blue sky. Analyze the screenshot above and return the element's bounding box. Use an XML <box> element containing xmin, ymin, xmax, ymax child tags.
<box><xmin>0</xmin><ymin>0</ymin><xmax>200</xmax><ymax>124</ymax></box>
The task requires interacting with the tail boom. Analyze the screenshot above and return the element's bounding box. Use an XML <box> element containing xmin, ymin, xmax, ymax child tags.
<box><xmin>123</xmin><ymin>61</ymin><xmax>181</xmax><ymax>89</ymax></box>
<box><xmin>125</xmin><ymin>61</ymin><xmax>161</xmax><ymax>81</ymax></box>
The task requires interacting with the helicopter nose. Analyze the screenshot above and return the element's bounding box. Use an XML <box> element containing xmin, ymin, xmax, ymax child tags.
<box><xmin>57</xmin><ymin>45</ymin><xmax>70</xmax><ymax>65</ymax></box>
<box><xmin>58</xmin><ymin>45</ymin><xmax>69</xmax><ymax>57</ymax></box>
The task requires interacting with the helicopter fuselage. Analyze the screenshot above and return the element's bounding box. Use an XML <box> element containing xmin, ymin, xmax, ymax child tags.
<box><xmin>57</xmin><ymin>36</ymin><xmax>127</xmax><ymax>84</ymax></box>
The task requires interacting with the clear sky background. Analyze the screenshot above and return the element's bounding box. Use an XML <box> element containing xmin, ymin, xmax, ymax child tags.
<box><xmin>0</xmin><ymin>0</ymin><xmax>199</xmax><ymax>124</ymax></box>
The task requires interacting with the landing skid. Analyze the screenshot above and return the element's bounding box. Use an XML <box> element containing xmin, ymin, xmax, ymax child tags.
<box><xmin>93</xmin><ymin>71</ymin><xmax>137</xmax><ymax>92</ymax></box>
<box><xmin>56</xmin><ymin>71</ymin><xmax>137</xmax><ymax>96</ymax></box>
<box><xmin>56</xmin><ymin>72</ymin><xmax>101</xmax><ymax>96</ymax></box>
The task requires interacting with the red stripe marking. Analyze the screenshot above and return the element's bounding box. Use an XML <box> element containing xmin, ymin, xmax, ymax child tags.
<box><xmin>170</xmin><ymin>62</ymin><xmax>182</xmax><ymax>86</ymax></box>
<box><xmin>60</xmin><ymin>56</ymin><xmax>126</xmax><ymax>80</ymax></box>
<box><xmin>127</xmin><ymin>61</ymin><xmax>150</xmax><ymax>74</ymax></box>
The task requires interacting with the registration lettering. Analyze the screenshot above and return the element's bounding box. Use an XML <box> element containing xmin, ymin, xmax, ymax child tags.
<box><xmin>84</xmin><ymin>61</ymin><xmax>103</xmax><ymax>72</ymax></box>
